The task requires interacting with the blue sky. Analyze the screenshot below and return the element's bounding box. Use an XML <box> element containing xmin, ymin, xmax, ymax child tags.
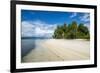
<box><xmin>21</xmin><ymin>10</ymin><xmax>90</xmax><ymax>37</ymax></box>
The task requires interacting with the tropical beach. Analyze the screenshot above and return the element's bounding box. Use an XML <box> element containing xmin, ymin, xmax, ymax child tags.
<box><xmin>21</xmin><ymin>10</ymin><xmax>90</xmax><ymax>63</ymax></box>
<box><xmin>22</xmin><ymin>39</ymin><xmax>90</xmax><ymax>62</ymax></box>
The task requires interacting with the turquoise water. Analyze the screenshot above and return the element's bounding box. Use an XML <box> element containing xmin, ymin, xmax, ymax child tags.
<box><xmin>21</xmin><ymin>38</ymin><xmax>48</xmax><ymax>58</ymax></box>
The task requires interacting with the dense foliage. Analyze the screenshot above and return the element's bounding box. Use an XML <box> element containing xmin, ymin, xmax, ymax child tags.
<box><xmin>53</xmin><ymin>21</ymin><xmax>90</xmax><ymax>39</ymax></box>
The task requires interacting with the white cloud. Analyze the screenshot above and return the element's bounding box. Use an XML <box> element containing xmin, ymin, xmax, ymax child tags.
<box><xmin>21</xmin><ymin>20</ymin><xmax>56</xmax><ymax>38</ymax></box>
<box><xmin>80</xmin><ymin>13</ymin><xmax>90</xmax><ymax>22</ymax></box>
<box><xmin>70</xmin><ymin>13</ymin><xmax>77</xmax><ymax>18</ymax></box>
<box><xmin>22</xmin><ymin>21</ymin><xmax>35</xmax><ymax>37</ymax></box>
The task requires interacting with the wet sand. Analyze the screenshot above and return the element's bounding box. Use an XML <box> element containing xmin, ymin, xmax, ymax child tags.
<box><xmin>22</xmin><ymin>39</ymin><xmax>90</xmax><ymax>63</ymax></box>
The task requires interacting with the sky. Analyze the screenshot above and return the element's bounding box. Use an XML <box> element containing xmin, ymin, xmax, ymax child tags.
<box><xmin>21</xmin><ymin>10</ymin><xmax>90</xmax><ymax>38</ymax></box>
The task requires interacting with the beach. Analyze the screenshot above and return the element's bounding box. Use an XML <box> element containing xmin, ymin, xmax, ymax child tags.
<box><xmin>22</xmin><ymin>39</ymin><xmax>90</xmax><ymax>63</ymax></box>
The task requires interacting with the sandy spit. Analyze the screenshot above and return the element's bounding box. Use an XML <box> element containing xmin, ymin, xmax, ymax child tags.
<box><xmin>22</xmin><ymin>39</ymin><xmax>90</xmax><ymax>62</ymax></box>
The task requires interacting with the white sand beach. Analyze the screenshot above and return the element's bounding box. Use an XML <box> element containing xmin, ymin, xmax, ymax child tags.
<box><xmin>22</xmin><ymin>39</ymin><xmax>90</xmax><ymax>62</ymax></box>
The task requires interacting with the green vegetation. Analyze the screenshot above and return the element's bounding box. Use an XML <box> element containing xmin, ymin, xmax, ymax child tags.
<box><xmin>53</xmin><ymin>21</ymin><xmax>90</xmax><ymax>39</ymax></box>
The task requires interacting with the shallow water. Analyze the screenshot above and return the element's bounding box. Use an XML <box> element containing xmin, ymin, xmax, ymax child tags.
<box><xmin>21</xmin><ymin>38</ymin><xmax>47</xmax><ymax>58</ymax></box>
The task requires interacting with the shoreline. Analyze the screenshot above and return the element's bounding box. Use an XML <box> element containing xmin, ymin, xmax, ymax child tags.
<box><xmin>22</xmin><ymin>39</ymin><xmax>90</xmax><ymax>63</ymax></box>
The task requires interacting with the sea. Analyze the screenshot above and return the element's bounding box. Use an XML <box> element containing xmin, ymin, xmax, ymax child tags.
<box><xmin>21</xmin><ymin>37</ymin><xmax>51</xmax><ymax>58</ymax></box>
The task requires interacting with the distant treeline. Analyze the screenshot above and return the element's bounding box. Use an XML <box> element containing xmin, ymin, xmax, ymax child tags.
<box><xmin>53</xmin><ymin>21</ymin><xmax>90</xmax><ymax>39</ymax></box>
